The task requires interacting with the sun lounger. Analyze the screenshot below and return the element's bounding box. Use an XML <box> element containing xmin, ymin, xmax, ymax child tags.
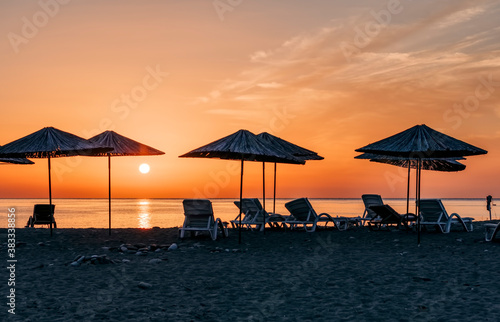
<box><xmin>231</xmin><ymin>198</ymin><xmax>286</xmax><ymax>231</ymax></box>
<box><xmin>360</xmin><ymin>194</ymin><xmax>384</xmax><ymax>226</ymax></box>
<box><xmin>419</xmin><ymin>199</ymin><xmax>474</xmax><ymax>233</ymax></box>
<box><xmin>26</xmin><ymin>204</ymin><xmax>56</xmax><ymax>228</ymax></box>
<box><xmin>485</xmin><ymin>222</ymin><xmax>500</xmax><ymax>241</ymax></box>
<box><xmin>367</xmin><ymin>205</ymin><xmax>416</xmax><ymax>230</ymax></box>
<box><xmin>284</xmin><ymin>198</ymin><xmax>359</xmax><ymax>232</ymax></box>
<box><xmin>179</xmin><ymin>199</ymin><xmax>228</xmax><ymax>240</ymax></box>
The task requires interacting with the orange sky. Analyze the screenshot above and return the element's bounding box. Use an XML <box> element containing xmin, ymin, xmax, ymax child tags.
<box><xmin>1</xmin><ymin>0</ymin><xmax>499</xmax><ymax>199</ymax></box>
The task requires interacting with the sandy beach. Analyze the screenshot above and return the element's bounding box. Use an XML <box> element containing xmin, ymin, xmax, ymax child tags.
<box><xmin>2</xmin><ymin>223</ymin><xmax>499</xmax><ymax>322</ymax></box>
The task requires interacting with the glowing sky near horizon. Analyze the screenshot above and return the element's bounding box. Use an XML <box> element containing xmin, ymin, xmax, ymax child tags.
<box><xmin>1</xmin><ymin>0</ymin><xmax>499</xmax><ymax>200</ymax></box>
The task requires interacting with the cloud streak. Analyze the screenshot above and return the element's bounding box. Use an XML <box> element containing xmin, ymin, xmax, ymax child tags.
<box><xmin>199</xmin><ymin>0</ymin><xmax>500</xmax><ymax>130</ymax></box>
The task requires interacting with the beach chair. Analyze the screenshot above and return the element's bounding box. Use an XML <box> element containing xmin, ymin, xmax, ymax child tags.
<box><xmin>284</xmin><ymin>198</ymin><xmax>359</xmax><ymax>232</ymax></box>
<box><xmin>231</xmin><ymin>198</ymin><xmax>286</xmax><ymax>231</ymax></box>
<box><xmin>484</xmin><ymin>222</ymin><xmax>500</xmax><ymax>241</ymax></box>
<box><xmin>419</xmin><ymin>199</ymin><xmax>474</xmax><ymax>233</ymax></box>
<box><xmin>179</xmin><ymin>199</ymin><xmax>228</xmax><ymax>240</ymax></box>
<box><xmin>367</xmin><ymin>205</ymin><xmax>416</xmax><ymax>231</ymax></box>
<box><xmin>26</xmin><ymin>204</ymin><xmax>56</xmax><ymax>228</ymax></box>
<box><xmin>360</xmin><ymin>194</ymin><xmax>384</xmax><ymax>226</ymax></box>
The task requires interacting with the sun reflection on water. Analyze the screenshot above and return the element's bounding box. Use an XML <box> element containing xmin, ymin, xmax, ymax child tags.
<box><xmin>138</xmin><ymin>200</ymin><xmax>151</xmax><ymax>229</ymax></box>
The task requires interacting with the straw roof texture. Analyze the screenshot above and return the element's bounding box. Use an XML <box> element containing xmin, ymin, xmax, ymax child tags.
<box><xmin>179</xmin><ymin>129</ymin><xmax>304</xmax><ymax>164</ymax></box>
<box><xmin>354</xmin><ymin>153</ymin><xmax>466</xmax><ymax>172</ymax></box>
<box><xmin>0</xmin><ymin>157</ymin><xmax>34</xmax><ymax>164</ymax></box>
<box><xmin>0</xmin><ymin>127</ymin><xmax>111</xmax><ymax>158</ymax></box>
<box><xmin>87</xmin><ymin>131</ymin><xmax>164</xmax><ymax>156</ymax></box>
<box><xmin>257</xmin><ymin>132</ymin><xmax>323</xmax><ymax>161</ymax></box>
<box><xmin>355</xmin><ymin>124</ymin><xmax>487</xmax><ymax>158</ymax></box>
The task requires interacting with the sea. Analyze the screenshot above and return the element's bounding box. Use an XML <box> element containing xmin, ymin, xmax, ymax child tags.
<box><xmin>0</xmin><ymin>198</ymin><xmax>495</xmax><ymax>229</ymax></box>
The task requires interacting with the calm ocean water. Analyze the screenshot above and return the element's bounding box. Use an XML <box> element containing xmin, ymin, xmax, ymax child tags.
<box><xmin>0</xmin><ymin>198</ymin><xmax>495</xmax><ymax>229</ymax></box>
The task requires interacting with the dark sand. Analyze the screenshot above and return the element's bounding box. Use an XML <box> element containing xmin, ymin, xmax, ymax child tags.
<box><xmin>2</xmin><ymin>223</ymin><xmax>499</xmax><ymax>321</ymax></box>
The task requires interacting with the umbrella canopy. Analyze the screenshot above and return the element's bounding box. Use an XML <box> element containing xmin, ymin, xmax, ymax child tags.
<box><xmin>354</xmin><ymin>153</ymin><xmax>466</xmax><ymax>172</ymax></box>
<box><xmin>180</xmin><ymin>129</ymin><xmax>305</xmax><ymax>164</ymax></box>
<box><xmin>87</xmin><ymin>130</ymin><xmax>165</xmax><ymax>156</ymax></box>
<box><xmin>0</xmin><ymin>158</ymin><xmax>34</xmax><ymax>164</ymax></box>
<box><xmin>0</xmin><ymin>145</ymin><xmax>34</xmax><ymax>165</ymax></box>
<box><xmin>257</xmin><ymin>132</ymin><xmax>324</xmax><ymax>213</ymax></box>
<box><xmin>355</xmin><ymin>124</ymin><xmax>487</xmax><ymax>158</ymax></box>
<box><xmin>0</xmin><ymin>127</ymin><xmax>111</xmax><ymax>158</ymax></box>
<box><xmin>0</xmin><ymin>127</ymin><xmax>112</xmax><ymax>235</ymax></box>
<box><xmin>87</xmin><ymin>130</ymin><xmax>165</xmax><ymax>235</ymax></box>
<box><xmin>180</xmin><ymin>129</ymin><xmax>303</xmax><ymax>243</ymax></box>
<box><xmin>355</xmin><ymin>124</ymin><xmax>487</xmax><ymax>244</ymax></box>
<box><xmin>257</xmin><ymin>132</ymin><xmax>324</xmax><ymax>161</ymax></box>
<box><xmin>0</xmin><ymin>145</ymin><xmax>34</xmax><ymax>164</ymax></box>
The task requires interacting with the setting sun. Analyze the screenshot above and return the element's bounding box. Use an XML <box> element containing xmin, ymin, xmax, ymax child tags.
<box><xmin>139</xmin><ymin>163</ymin><xmax>150</xmax><ymax>174</ymax></box>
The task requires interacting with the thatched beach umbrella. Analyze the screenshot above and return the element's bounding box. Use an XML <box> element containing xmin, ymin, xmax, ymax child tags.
<box><xmin>355</xmin><ymin>153</ymin><xmax>466</xmax><ymax>215</ymax></box>
<box><xmin>0</xmin><ymin>127</ymin><xmax>112</xmax><ymax>235</ymax></box>
<box><xmin>179</xmin><ymin>129</ymin><xmax>304</xmax><ymax>243</ymax></box>
<box><xmin>257</xmin><ymin>132</ymin><xmax>324</xmax><ymax>213</ymax></box>
<box><xmin>355</xmin><ymin>124</ymin><xmax>487</xmax><ymax>244</ymax></box>
<box><xmin>0</xmin><ymin>148</ymin><xmax>34</xmax><ymax>165</ymax></box>
<box><xmin>87</xmin><ymin>130</ymin><xmax>164</xmax><ymax>235</ymax></box>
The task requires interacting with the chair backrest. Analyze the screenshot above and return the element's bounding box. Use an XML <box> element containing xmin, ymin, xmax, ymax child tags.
<box><xmin>368</xmin><ymin>205</ymin><xmax>401</xmax><ymax>223</ymax></box>
<box><xmin>182</xmin><ymin>199</ymin><xmax>215</xmax><ymax>228</ymax></box>
<box><xmin>285</xmin><ymin>198</ymin><xmax>316</xmax><ymax>222</ymax></box>
<box><xmin>234</xmin><ymin>198</ymin><xmax>263</xmax><ymax>220</ymax></box>
<box><xmin>362</xmin><ymin>194</ymin><xmax>383</xmax><ymax>219</ymax></box>
<box><xmin>33</xmin><ymin>204</ymin><xmax>55</xmax><ymax>223</ymax></box>
<box><xmin>419</xmin><ymin>199</ymin><xmax>448</xmax><ymax>222</ymax></box>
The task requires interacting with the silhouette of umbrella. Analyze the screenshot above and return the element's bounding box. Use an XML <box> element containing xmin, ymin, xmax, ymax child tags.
<box><xmin>355</xmin><ymin>124</ymin><xmax>487</xmax><ymax>244</ymax></box>
<box><xmin>0</xmin><ymin>127</ymin><xmax>112</xmax><ymax>235</ymax></box>
<box><xmin>87</xmin><ymin>130</ymin><xmax>164</xmax><ymax>235</ymax></box>
<box><xmin>257</xmin><ymin>132</ymin><xmax>324</xmax><ymax>213</ymax></box>
<box><xmin>180</xmin><ymin>129</ymin><xmax>303</xmax><ymax>243</ymax></box>
<box><xmin>0</xmin><ymin>158</ymin><xmax>34</xmax><ymax>164</ymax></box>
<box><xmin>0</xmin><ymin>146</ymin><xmax>34</xmax><ymax>165</ymax></box>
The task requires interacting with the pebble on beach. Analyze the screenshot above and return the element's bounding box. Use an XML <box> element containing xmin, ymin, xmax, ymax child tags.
<box><xmin>138</xmin><ymin>282</ymin><xmax>152</xmax><ymax>289</ymax></box>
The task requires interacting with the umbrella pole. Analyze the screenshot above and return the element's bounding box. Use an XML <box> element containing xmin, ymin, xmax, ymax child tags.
<box><xmin>417</xmin><ymin>159</ymin><xmax>422</xmax><ymax>245</ymax></box>
<box><xmin>262</xmin><ymin>162</ymin><xmax>266</xmax><ymax>233</ymax></box>
<box><xmin>108</xmin><ymin>154</ymin><xmax>111</xmax><ymax>236</ymax></box>
<box><xmin>415</xmin><ymin>162</ymin><xmax>418</xmax><ymax>216</ymax></box>
<box><xmin>262</xmin><ymin>162</ymin><xmax>265</xmax><ymax>212</ymax></box>
<box><xmin>406</xmin><ymin>160</ymin><xmax>410</xmax><ymax>215</ymax></box>
<box><xmin>238</xmin><ymin>158</ymin><xmax>244</xmax><ymax>244</ymax></box>
<box><xmin>48</xmin><ymin>155</ymin><xmax>53</xmax><ymax>237</ymax></box>
<box><xmin>273</xmin><ymin>163</ymin><xmax>277</xmax><ymax>214</ymax></box>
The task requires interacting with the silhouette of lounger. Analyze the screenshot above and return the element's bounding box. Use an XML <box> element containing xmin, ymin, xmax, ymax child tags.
<box><xmin>367</xmin><ymin>204</ymin><xmax>416</xmax><ymax>230</ymax></box>
<box><xmin>419</xmin><ymin>199</ymin><xmax>473</xmax><ymax>233</ymax></box>
<box><xmin>26</xmin><ymin>204</ymin><xmax>56</xmax><ymax>228</ymax></box>
<box><xmin>231</xmin><ymin>198</ymin><xmax>286</xmax><ymax>231</ymax></box>
<box><xmin>360</xmin><ymin>194</ymin><xmax>384</xmax><ymax>226</ymax></box>
<box><xmin>179</xmin><ymin>199</ymin><xmax>228</xmax><ymax>240</ymax></box>
<box><xmin>484</xmin><ymin>222</ymin><xmax>500</xmax><ymax>241</ymax></box>
<box><xmin>284</xmin><ymin>198</ymin><xmax>359</xmax><ymax>232</ymax></box>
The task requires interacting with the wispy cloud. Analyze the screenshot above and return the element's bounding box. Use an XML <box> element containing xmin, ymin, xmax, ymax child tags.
<box><xmin>437</xmin><ymin>6</ymin><xmax>486</xmax><ymax>29</ymax></box>
<box><xmin>199</xmin><ymin>0</ymin><xmax>500</xmax><ymax>136</ymax></box>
